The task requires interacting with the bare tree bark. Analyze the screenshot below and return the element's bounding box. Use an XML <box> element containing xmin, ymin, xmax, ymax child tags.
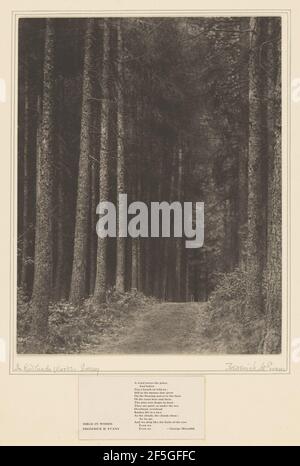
<box><xmin>20</xmin><ymin>65</ymin><xmax>30</xmax><ymax>291</ymax></box>
<box><xmin>237</xmin><ymin>24</ymin><xmax>249</xmax><ymax>269</ymax></box>
<box><xmin>262</xmin><ymin>19</ymin><xmax>282</xmax><ymax>353</ymax></box>
<box><xmin>131</xmin><ymin>179</ymin><xmax>138</xmax><ymax>290</ymax></box>
<box><xmin>245</xmin><ymin>17</ymin><xmax>265</xmax><ymax>318</ymax></box>
<box><xmin>162</xmin><ymin>150</ymin><xmax>176</xmax><ymax>301</ymax></box>
<box><xmin>94</xmin><ymin>19</ymin><xmax>110</xmax><ymax>303</ymax></box>
<box><xmin>237</xmin><ymin>142</ymin><xmax>248</xmax><ymax>269</ymax></box>
<box><xmin>89</xmin><ymin>155</ymin><xmax>97</xmax><ymax>295</ymax></box>
<box><xmin>115</xmin><ymin>21</ymin><xmax>126</xmax><ymax>293</ymax></box>
<box><xmin>70</xmin><ymin>19</ymin><xmax>95</xmax><ymax>303</ymax></box>
<box><xmin>30</xmin><ymin>19</ymin><xmax>56</xmax><ymax>339</ymax></box>
<box><xmin>153</xmin><ymin>156</ymin><xmax>164</xmax><ymax>298</ymax></box>
<box><xmin>53</xmin><ymin>164</ymin><xmax>65</xmax><ymax>300</ymax></box>
<box><xmin>185</xmin><ymin>257</ymin><xmax>190</xmax><ymax>302</ymax></box>
<box><xmin>175</xmin><ymin>146</ymin><xmax>183</xmax><ymax>300</ymax></box>
<box><xmin>53</xmin><ymin>80</ymin><xmax>66</xmax><ymax>301</ymax></box>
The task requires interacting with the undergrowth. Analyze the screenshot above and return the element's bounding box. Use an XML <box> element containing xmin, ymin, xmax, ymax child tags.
<box><xmin>17</xmin><ymin>287</ymin><xmax>156</xmax><ymax>354</ymax></box>
<box><xmin>17</xmin><ymin>270</ymin><xmax>267</xmax><ymax>355</ymax></box>
<box><xmin>205</xmin><ymin>268</ymin><xmax>265</xmax><ymax>353</ymax></box>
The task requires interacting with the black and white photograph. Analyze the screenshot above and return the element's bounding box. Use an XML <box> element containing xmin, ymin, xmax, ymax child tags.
<box><xmin>17</xmin><ymin>16</ymin><xmax>282</xmax><ymax>355</ymax></box>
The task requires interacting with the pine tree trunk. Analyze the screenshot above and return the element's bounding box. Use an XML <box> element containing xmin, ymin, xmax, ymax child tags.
<box><xmin>245</xmin><ymin>17</ymin><xmax>265</xmax><ymax>318</ymax></box>
<box><xmin>237</xmin><ymin>24</ymin><xmax>249</xmax><ymax>269</ymax></box>
<box><xmin>130</xmin><ymin>101</ymin><xmax>140</xmax><ymax>292</ymax></box>
<box><xmin>131</xmin><ymin>239</ymin><xmax>138</xmax><ymax>290</ymax></box>
<box><xmin>20</xmin><ymin>65</ymin><xmax>30</xmax><ymax>292</ymax></box>
<box><xmin>185</xmin><ymin>257</ymin><xmax>190</xmax><ymax>302</ymax></box>
<box><xmin>131</xmin><ymin>181</ymin><xmax>138</xmax><ymax>290</ymax></box>
<box><xmin>136</xmin><ymin>174</ymin><xmax>142</xmax><ymax>292</ymax></box>
<box><xmin>30</xmin><ymin>19</ymin><xmax>56</xmax><ymax>340</ymax></box>
<box><xmin>94</xmin><ymin>19</ymin><xmax>110</xmax><ymax>303</ymax></box>
<box><xmin>53</xmin><ymin>80</ymin><xmax>66</xmax><ymax>301</ymax></box>
<box><xmin>153</xmin><ymin>157</ymin><xmax>163</xmax><ymax>298</ymax></box>
<box><xmin>223</xmin><ymin>198</ymin><xmax>233</xmax><ymax>271</ymax></box>
<box><xmin>69</xmin><ymin>19</ymin><xmax>95</xmax><ymax>303</ymax></box>
<box><xmin>262</xmin><ymin>19</ymin><xmax>282</xmax><ymax>353</ymax></box>
<box><xmin>238</xmin><ymin>143</ymin><xmax>248</xmax><ymax>268</ymax></box>
<box><xmin>115</xmin><ymin>21</ymin><xmax>126</xmax><ymax>293</ymax></box>
<box><xmin>89</xmin><ymin>156</ymin><xmax>97</xmax><ymax>295</ymax></box>
<box><xmin>162</xmin><ymin>151</ymin><xmax>176</xmax><ymax>301</ymax></box>
<box><xmin>175</xmin><ymin>146</ymin><xmax>183</xmax><ymax>300</ymax></box>
<box><xmin>53</xmin><ymin>165</ymin><xmax>65</xmax><ymax>300</ymax></box>
<box><xmin>144</xmin><ymin>181</ymin><xmax>152</xmax><ymax>296</ymax></box>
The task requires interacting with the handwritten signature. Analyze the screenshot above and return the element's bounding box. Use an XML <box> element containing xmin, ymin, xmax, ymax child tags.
<box><xmin>225</xmin><ymin>361</ymin><xmax>286</xmax><ymax>372</ymax></box>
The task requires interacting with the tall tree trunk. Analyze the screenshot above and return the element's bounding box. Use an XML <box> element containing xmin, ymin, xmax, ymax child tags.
<box><xmin>53</xmin><ymin>163</ymin><xmax>65</xmax><ymax>300</ymax></box>
<box><xmin>162</xmin><ymin>150</ymin><xmax>176</xmax><ymax>301</ymax></box>
<box><xmin>223</xmin><ymin>198</ymin><xmax>233</xmax><ymax>271</ymax></box>
<box><xmin>144</xmin><ymin>180</ymin><xmax>152</xmax><ymax>296</ymax></box>
<box><xmin>20</xmin><ymin>65</ymin><xmax>30</xmax><ymax>291</ymax></box>
<box><xmin>262</xmin><ymin>19</ymin><xmax>282</xmax><ymax>353</ymax></box>
<box><xmin>237</xmin><ymin>24</ymin><xmax>249</xmax><ymax>269</ymax></box>
<box><xmin>89</xmin><ymin>156</ymin><xmax>97</xmax><ymax>295</ymax></box>
<box><xmin>69</xmin><ymin>19</ymin><xmax>95</xmax><ymax>303</ymax></box>
<box><xmin>115</xmin><ymin>21</ymin><xmax>126</xmax><ymax>293</ymax></box>
<box><xmin>185</xmin><ymin>255</ymin><xmax>190</xmax><ymax>302</ymax></box>
<box><xmin>94</xmin><ymin>19</ymin><xmax>110</xmax><ymax>303</ymax></box>
<box><xmin>237</xmin><ymin>142</ymin><xmax>248</xmax><ymax>269</ymax></box>
<box><xmin>130</xmin><ymin>100</ymin><xmax>139</xmax><ymax>291</ymax></box>
<box><xmin>136</xmin><ymin>175</ymin><xmax>142</xmax><ymax>292</ymax></box>
<box><xmin>245</xmin><ymin>17</ymin><xmax>265</xmax><ymax>318</ymax></box>
<box><xmin>53</xmin><ymin>80</ymin><xmax>66</xmax><ymax>301</ymax></box>
<box><xmin>153</xmin><ymin>156</ymin><xmax>163</xmax><ymax>298</ymax></box>
<box><xmin>30</xmin><ymin>19</ymin><xmax>56</xmax><ymax>340</ymax></box>
<box><xmin>131</xmin><ymin>181</ymin><xmax>139</xmax><ymax>290</ymax></box>
<box><xmin>131</xmin><ymin>238</ymin><xmax>138</xmax><ymax>290</ymax></box>
<box><xmin>175</xmin><ymin>146</ymin><xmax>183</xmax><ymax>300</ymax></box>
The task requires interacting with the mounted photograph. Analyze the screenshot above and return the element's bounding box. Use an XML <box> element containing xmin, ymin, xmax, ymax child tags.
<box><xmin>16</xmin><ymin>16</ymin><xmax>282</xmax><ymax>355</ymax></box>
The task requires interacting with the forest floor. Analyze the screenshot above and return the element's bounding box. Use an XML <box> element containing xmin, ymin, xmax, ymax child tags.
<box><xmin>18</xmin><ymin>290</ymin><xmax>263</xmax><ymax>354</ymax></box>
<box><xmin>81</xmin><ymin>301</ymin><xmax>257</xmax><ymax>354</ymax></box>
<box><xmin>84</xmin><ymin>302</ymin><xmax>204</xmax><ymax>353</ymax></box>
